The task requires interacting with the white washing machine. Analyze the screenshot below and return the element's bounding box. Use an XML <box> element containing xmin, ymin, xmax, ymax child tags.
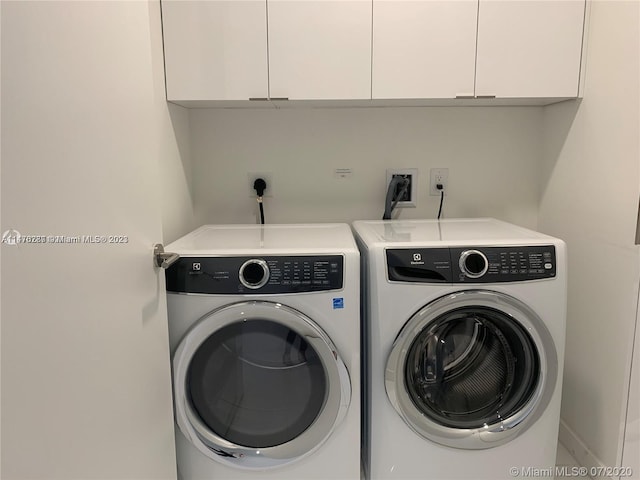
<box><xmin>353</xmin><ymin>218</ymin><xmax>566</xmax><ymax>479</ymax></box>
<box><xmin>164</xmin><ymin>223</ymin><xmax>360</xmax><ymax>480</ymax></box>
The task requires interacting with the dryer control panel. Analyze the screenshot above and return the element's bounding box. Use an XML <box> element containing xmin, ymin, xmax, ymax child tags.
<box><xmin>386</xmin><ymin>246</ymin><xmax>556</xmax><ymax>283</ymax></box>
<box><xmin>166</xmin><ymin>255</ymin><xmax>344</xmax><ymax>294</ymax></box>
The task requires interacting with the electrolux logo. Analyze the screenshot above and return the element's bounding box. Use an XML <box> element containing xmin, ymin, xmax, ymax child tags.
<box><xmin>411</xmin><ymin>252</ymin><xmax>424</xmax><ymax>265</ymax></box>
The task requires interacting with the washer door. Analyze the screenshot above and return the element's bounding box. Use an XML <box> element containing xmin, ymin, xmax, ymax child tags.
<box><xmin>385</xmin><ymin>290</ymin><xmax>557</xmax><ymax>449</ymax></box>
<box><xmin>173</xmin><ymin>301</ymin><xmax>351</xmax><ymax>469</ymax></box>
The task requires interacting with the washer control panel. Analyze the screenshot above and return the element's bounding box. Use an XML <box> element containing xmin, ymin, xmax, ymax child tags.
<box><xmin>386</xmin><ymin>246</ymin><xmax>556</xmax><ymax>283</ymax></box>
<box><xmin>166</xmin><ymin>255</ymin><xmax>344</xmax><ymax>294</ymax></box>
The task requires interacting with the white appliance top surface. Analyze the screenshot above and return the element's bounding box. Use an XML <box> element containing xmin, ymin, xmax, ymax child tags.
<box><xmin>353</xmin><ymin>218</ymin><xmax>559</xmax><ymax>246</ymax></box>
<box><xmin>166</xmin><ymin>223</ymin><xmax>358</xmax><ymax>255</ymax></box>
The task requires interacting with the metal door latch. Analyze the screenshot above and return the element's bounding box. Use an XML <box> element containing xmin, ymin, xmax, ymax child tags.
<box><xmin>154</xmin><ymin>243</ymin><xmax>179</xmax><ymax>269</ymax></box>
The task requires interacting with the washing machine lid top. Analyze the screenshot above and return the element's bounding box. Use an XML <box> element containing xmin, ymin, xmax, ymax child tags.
<box><xmin>353</xmin><ymin>218</ymin><xmax>558</xmax><ymax>247</ymax></box>
<box><xmin>166</xmin><ymin>223</ymin><xmax>358</xmax><ymax>255</ymax></box>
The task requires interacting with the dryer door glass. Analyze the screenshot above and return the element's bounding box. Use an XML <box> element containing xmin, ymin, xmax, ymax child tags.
<box><xmin>187</xmin><ymin>319</ymin><xmax>327</xmax><ymax>448</ymax></box>
<box><xmin>404</xmin><ymin>306</ymin><xmax>539</xmax><ymax>429</ymax></box>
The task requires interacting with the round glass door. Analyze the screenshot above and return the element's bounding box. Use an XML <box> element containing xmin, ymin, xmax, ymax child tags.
<box><xmin>173</xmin><ymin>301</ymin><xmax>351</xmax><ymax>468</ymax></box>
<box><xmin>188</xmin><ymin>319</ymin><xmax>327</xmax><ymax>448</ymax></box>
<box><xmin>385</xmin><ymin>290</ymin><xmax>557</xmax><ymax>449</ymax></box>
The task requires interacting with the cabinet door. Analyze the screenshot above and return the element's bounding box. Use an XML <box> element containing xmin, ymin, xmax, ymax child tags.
<box><xmin>475</xmin><ymin>0</ymin><xmax>585</xmax><ymax>98</ymax></box>
<box><xmin>372</xmin><ymin>0</ymin><xmax>477</xmax><ymax>99</ymax></box>
<box><xmin>162</xmin><ymin>0</ymin><xmax>268</xmax><ymax>102</ymax></box>
<box><xmin>268</xmin><ymin>0</ymin><xmax>372</xmax><ymax>100</ymax></box>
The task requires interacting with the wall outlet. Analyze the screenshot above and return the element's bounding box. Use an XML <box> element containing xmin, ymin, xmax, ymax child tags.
<box><xmin>430</xmin><ymin>168</ymin><xmax>449</xmax><ymax>196</ymax></box>
<box><xmin>386</xmin><ymin>168</ymin><xmax>418</xmax><ymax>208</ymax></box>
<box><xmin>248</xmin><ymin>172</ymin><xmax>273</xmax><ymax>197</ymax></box>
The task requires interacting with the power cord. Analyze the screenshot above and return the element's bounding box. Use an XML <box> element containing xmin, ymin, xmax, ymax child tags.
<box><xmin>436</xmin><ymin>183</ymin><xmax>445</xmax><ymax>220</ymax></box>
<box><xmin>253</xmin><ymin>178</ymin><xmax>267</xmax><ymax>225</ymax></box>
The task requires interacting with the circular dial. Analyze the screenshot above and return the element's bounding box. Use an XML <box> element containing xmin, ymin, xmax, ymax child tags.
<box><xmin>459</xmin><ymin>250</ymin><xmax>489</xmax><ymax>279</ymax></box>
<box><xmin>239</xmin><ymin>259</ymin><xmax>270</xmax><ymax>289</ymax></box>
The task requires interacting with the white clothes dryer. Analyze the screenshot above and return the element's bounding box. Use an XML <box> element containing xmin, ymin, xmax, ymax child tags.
<box><xmin>164</xmin><ymin>224</ymin><xmax>360</xmax><ymax>480</ymax></box>
<box><xmin>353</xmin><ymin>218</ymin><xmax>566</xmax><ymax>480</ymax></box>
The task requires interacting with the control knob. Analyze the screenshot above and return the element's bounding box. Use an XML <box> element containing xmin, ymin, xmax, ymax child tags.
<box><xmin>239</xmin><ymin>259</ymin><xmax>270</xmax><ymax>289</ymax></box>
<box><xmin>459</xmin><ymin>250</ymin><xmax>489</xmax><ymax>279</ymax></box>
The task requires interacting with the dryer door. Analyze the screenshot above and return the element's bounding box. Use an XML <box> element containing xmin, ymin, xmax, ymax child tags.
<box><xmin>173</xmin><ymin>301</ymin><xmax>351</xmax><ymax>469</ymax></box>
<box><xmin>385</xmin><ymin>290</ymin><xmax>557</xmax><ymax>449</ymax></box>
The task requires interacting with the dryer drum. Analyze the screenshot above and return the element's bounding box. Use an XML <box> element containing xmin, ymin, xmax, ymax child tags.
<box><xmin>405</xmin><ymin>306</ymin><xmax>540</xmax><ymax>430</ymax></box>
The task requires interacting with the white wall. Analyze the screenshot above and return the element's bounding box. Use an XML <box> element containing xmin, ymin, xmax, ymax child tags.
<box><xmin>1</xmin><ymin>1</ymin><xmax>190</xmax><ymax>478</ymax></box>
<box><xmin>190</xmin><ymin>106</ymin><xmax>544</xmax><ymax>228</ymax></box>
<box><xmin>539</xmin><ymin>0</ymin><xmax>640</xmax><ymax>471</ymax></box>
<box><xmin>148</xmin><ymin>1</ymin><xmax>196</xmax><ymax>244</ymax></box>
<box><xmin>160</xmin><ymin>103</ymin><xmax>196</xmax><ymax>243</ymax></box>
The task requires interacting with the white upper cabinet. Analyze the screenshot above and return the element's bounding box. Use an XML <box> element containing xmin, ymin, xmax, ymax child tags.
<box><xmin>475</xmin><ymin>0</ymin><xmax>585</xmax><ymax>99</ymax></box>
<box><xmin>160</xmin><ymin>0</ymin><xmax>586</xmax><ymax>104</ymax></box>
<box><xmin>372</xmin><ymin>1</ymin><xmax>478</xmax><ymax>99</ymax></box>
<box><xmin>161</xmin><ymin>0</ymin><xmax>269</xmax><ymax>102</ymax></box>
<box><xmin>267</xmin><ymin>0</ymin><xmax>372</xmax><ymax>100</ymax></box>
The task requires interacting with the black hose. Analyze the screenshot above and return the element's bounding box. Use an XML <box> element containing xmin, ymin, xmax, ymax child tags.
<box><xmin>383</xmin><ymin>177</ymin><xmax>410</xmax><ymax>220</ymax></box>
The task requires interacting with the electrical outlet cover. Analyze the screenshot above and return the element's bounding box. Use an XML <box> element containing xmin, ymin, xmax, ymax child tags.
<box><xmin>429</xmin><ymin>168</ymin><xmax>449</xmax><ymax>196</ymax></box>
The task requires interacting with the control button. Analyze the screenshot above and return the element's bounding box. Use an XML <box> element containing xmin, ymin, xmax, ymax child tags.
<box><xmin>544</xmin><ymin>263</ymin><xmax>553</xmax><ymax>270</ymax></box>
<box><xmin>239</xmin><ymin>259</ymin><xmax>270</xmax><ymax>289</ymax></box>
